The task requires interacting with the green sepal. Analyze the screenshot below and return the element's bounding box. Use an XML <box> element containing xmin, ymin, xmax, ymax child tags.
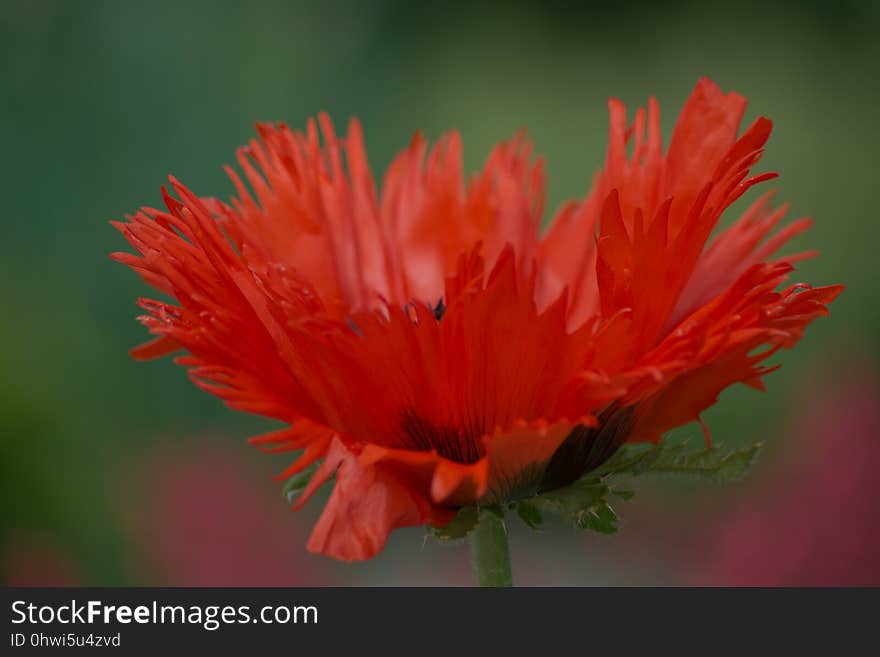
<box><xmin>513</xmin><ymin>500</ymin><xmax>544</xmax><ymax>530</ymax></box>
<box><xmin>485</xmin><ymin>504</ymin><xmax>505</xmax><ymax>520</ymax></box>
<box><xmin>281</xmin><ymin>463</ymin><xmax>319</xmax><ymax>503</ymax></box>
<box><xmin>429</xmin><ymin>436</ymin><xmax>762</xmax><ymax>541</ymax></box>
<box><xmin>533</xmin><ymin>477</ymin><xmax>609</xmax><ymax>517</ymax></box>
<box><xmin>573</xmin><ymin>501</ymin><xmax>619</xmax><ymax>534</ymax></box>
<box><xmin>508</xmin><ymin>436</ymin><xmax>761</xmax><ymax>535</ymax></box>
<box><xmin>599</xmin><ymin>436</ymin><xmax>762</xmax><ymax>483</ymax></box>
<box><xmin>610</xmin><ymin>487</ymin><xmax>635</xmax><ymax>501</ymax></box>
<box><xmin>429</xmin><ymin>505</ymin><xmax>480</xmax><ymax>541</ymax></box>
<box><xmin>530</xmin><ymin>477</ymin><xmax>621</xmax><ymax>534</ymax></box>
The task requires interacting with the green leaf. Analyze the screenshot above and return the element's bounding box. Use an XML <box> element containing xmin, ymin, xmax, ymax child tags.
<box><xmin>534</xmin><ymin>477</ymin><xmax>608</xmax><ymax>516</ymax></box>
<box><xmin>610</xmin><ymin>487</ymin><xmax>635</xmax><ymax>501</ymax></box>
<box><xmin>281</xmin><ymin>463</ymin><xmax>319</xmax><ymax>502</ymax></box>
<box><xmin>652</xmin><ymin>443</ymin><xmax>761</xmax><ymax>481</ymax></box>
<box><xmin>598</xmin><ymin>436</ymin><xmax>762</xmax><ymax>483</ymax></box>
<box><xmin>641</xmin><ymin>442</ymin><xmax>762</xmax><ymax>482</ymax></box>
<box><xmin>574</xmin><ymin>501</ymin><xmax>619</xmax><ymax>534</ymax></box>
<box><xmin>429</xmin><ymin>437</ymin><xmax>760</xmax><ymax>542</ymax></box>
<box><xmin>485</xmin><ymin>504</ymin><xmax>505</xmax><ymax>520</ymax></box>
<box><xmin>514</xmin><ymin>500</ymin><xmax>544</xmax><ymax>530</ymax></box>
<box><xmin>429</xmin><ymin>505</ymin><xmax>480</xmax><ymax>541</ymax></box>
<box><xmin>530</xmin><ymin>478</ymin><xmax>620</xmax><ymax>535</ymax></box>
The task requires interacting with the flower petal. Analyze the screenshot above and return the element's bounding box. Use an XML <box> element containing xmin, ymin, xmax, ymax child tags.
<box><xmin>301</xmin><ymin>438</ymin><xmax>455</xmax><ymax>562</ymax></box>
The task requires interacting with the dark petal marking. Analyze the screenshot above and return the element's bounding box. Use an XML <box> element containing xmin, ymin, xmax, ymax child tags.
<box><xmin>399</xmin><ymin>409</ymin><xmax>484</xmax><ymax>464</ymax></box>
<box><xmin>538</xmin><ymin>406</ymin><xmax>634</xmax><ymax>493</ymax></box>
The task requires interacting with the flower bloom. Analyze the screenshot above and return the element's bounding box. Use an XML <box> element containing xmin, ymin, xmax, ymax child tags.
<box><xmin>113</xmin><ymin>79</ymin><xmax>841</xmax><ymax>561</ymax></box>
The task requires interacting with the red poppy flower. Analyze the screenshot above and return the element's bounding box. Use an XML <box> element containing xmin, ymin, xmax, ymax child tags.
<box><xmin>112</xmin><ymin>78</ymin><xmax>841</xmax><ymax>562</ymax></box>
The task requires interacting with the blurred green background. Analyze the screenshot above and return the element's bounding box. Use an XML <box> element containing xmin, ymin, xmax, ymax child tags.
<box><xmin>1</xmin><ymin>0</ymin><xmax>878</xmax><ymax>585</ymax></box>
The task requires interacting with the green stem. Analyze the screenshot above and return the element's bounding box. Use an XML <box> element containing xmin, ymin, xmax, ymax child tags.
<box><xmin>470</xmin><ymin>508</ymin><xmax>513</xmax><ymax>587</ymax></box>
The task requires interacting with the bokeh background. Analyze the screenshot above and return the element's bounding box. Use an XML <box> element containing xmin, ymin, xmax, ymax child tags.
<box><xmin>2</xmin><ymin>0</ymin><xmax>878</xmax><ymax>586</ymax></box>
